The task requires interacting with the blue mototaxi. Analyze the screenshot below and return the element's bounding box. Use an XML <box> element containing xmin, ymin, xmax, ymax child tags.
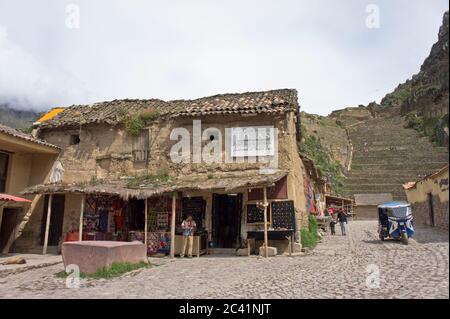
<box><xmin>377</xmin><ymin>202</ymin><xmax>414</xmax><ymax>245</ymax></box>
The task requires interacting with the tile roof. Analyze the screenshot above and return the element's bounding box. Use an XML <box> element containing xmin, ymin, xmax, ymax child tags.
<box><xmin>0</xmin><ymin>123</ymin><xmax>60</xmax><ymax>150</ymax></box>
<box><xmin>39</xmin><ymin>89</ymin><xmax>298</xmax><ymax>129</ymax></box>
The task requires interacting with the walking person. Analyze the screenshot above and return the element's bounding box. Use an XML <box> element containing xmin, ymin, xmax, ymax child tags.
<box><xmin>337</xmin><ymin>209</ymin><xmax>348</xmax><ymax>236</ymax></box>
<box><xmin>180</xmin><ymin>215</ymin><xmax>196</xmax><ymax>258</ymax></box>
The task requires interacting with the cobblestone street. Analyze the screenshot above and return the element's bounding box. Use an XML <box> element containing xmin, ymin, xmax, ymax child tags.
<box><xmin>0</xmin><ymin>221</ymin><xmax>448</xmax><ymax>299</ymax></box>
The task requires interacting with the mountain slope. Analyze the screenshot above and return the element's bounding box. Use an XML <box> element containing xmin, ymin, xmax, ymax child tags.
<box><xmin>381</xmin><ymin>11</ymin><xmax>449</xmax><ymax>117</ymax></box>
<box><xmin>0</xmin><ymin>103</ymin><xmax>40</xmax><ymax>130</ymax></box>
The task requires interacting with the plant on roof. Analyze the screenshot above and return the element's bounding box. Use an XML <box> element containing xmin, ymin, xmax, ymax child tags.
<box><xmin>122</xmin><ymin>108</ymin><xmax>161</xmax><ymax>136</ymax></box>
<box><xmin>126</xmin><ymin>169</ymin><xmax>171</xmax><ymax>187</ymax></box>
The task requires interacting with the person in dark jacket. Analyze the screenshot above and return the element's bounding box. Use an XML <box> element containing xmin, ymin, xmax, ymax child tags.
<box><xmin>329</xmin><ymin>218</ymin><xmax>336</xmax><ymax>235</ymax></box>
<box><xmin>337</xmin><ymin>209</ymin><xmax>348</xmax><ymax>236</ymax></box>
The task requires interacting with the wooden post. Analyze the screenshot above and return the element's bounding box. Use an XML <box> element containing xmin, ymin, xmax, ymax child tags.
<box><xmin>170</xmin><ymin>192</ymin><xmax>176</xmax><ymax>258</ymax></box>
<box><xmin>43</xmin><ymin>194</ymin><xmax>53</xmax><ymax>255</ymax></box>
<box><xmin>78</xmin><ymin>194</ymin><xmax>85</xmax><ymax>241</ymax></box>
<box><xmin>263</xmin><ymin>187</ymin><xmax>269</xmax><ymax>258</ymax></box>
<box><xmin>144</xmin><ymin>198</ymin><xmax>148</xmax><ymax>248</ymax></box>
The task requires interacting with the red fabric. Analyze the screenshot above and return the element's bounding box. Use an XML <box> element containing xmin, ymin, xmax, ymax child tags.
<box><xmin>0</xmin><ymin>193</ymin><xmax>32</xmax><ymax>203</ymax></box>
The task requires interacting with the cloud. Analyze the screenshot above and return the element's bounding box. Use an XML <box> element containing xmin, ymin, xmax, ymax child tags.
<box><xmin>0</xmin><ymin>0</ymin><xmax>448</xmax><ymax>114</ymax></box>
<box><xmin>0</xmin><ymin>24</ymin><xmax>89</xmax><ymax>110</ymax></box>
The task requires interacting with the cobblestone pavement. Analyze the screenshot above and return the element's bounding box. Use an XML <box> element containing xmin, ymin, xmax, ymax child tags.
<box><xmin>0</xmin><ymin>221</ymin><xmax>448</xmax><ymax>299</ymax></box>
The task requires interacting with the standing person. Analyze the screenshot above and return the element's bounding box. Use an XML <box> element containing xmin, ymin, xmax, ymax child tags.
<box><xmin>180</xmin><ymin>215</ymin><xmax>196</xmax><ymax>258</ymax></box>
<box><xmin>337</xmin><ymin>209</ymin><xmax>348</xmax><ymax>236</ymax></box>
<box><xmin>329</xmin><ymin>217</ymin><xmax>336</xmax><ymax>235</ymax></box>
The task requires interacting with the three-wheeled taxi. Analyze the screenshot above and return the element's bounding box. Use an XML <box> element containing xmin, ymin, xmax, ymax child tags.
<box><xmin>377</xmin><ymin>202</ymin><xmax>414</xmax><ymax>245</ymax></box>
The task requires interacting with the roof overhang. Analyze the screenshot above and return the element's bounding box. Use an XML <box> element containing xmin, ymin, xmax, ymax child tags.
<box><xmin>22</xmin><ymin>170</ymin><xmax>287</xmax><ymax>200</ymax></box>
<box><xmin>0</xmin><ymin>132</ymin><xmax>60</xmax><ymax>155</ymax></box>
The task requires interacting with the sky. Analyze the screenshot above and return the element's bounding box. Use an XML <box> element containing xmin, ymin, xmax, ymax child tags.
<box><xmin>0</xmin><ymin>0</ymin><xmax>448</xmax><ymax>115</ymax></box>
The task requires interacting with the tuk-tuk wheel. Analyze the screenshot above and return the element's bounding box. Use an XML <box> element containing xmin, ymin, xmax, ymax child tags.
<box><xmin>401</xmin><ymin>233</ymin><xmax>409</xmax><ymax>245</ymax></box>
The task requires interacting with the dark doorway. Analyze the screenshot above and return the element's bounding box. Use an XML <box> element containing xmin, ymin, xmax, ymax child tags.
<box><xmin>0</xmin><ymin>208</ymin><xmax>21</xmax><ymax>252</ymax></box>
<box><xmin>427</xmin><ymin>193</ymin><xmax>435</xmax><ymax>227</ymax></box>
<box><xmin>40</xmin><ymin>195</ymin><xmax>65</xmax><ymax>246</ymax></box>
<box><xmin>212</xmin><ymin>193</ymin><xmax>242</xmax><ymax>248</ymax></box>
<box><xmin>128</xmin><ymin>199</ymin><xmax>145</xmax><ymax>231</ymax></box>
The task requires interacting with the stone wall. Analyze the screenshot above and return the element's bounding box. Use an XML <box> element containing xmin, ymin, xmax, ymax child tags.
<box><xmin>411</xmin><ymin>196</ymin><xmax>449</xmax><ymax>229</ymax></box>
<box><xmin>40</xmin><ymin>113</ymin><xmax>299</xmax><ymax>182</ymax></box>
<box><xmin>405</xmin><ymin>166</ymin><xmax>449</xmax><ymax>230</ymax></box>
<box><xmin>354</xmin><ymin>205</ymin><xmax>378</xmax><ymax>220</ymax></box>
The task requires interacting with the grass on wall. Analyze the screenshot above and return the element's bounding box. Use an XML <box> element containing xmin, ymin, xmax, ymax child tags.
<box><xmin>299</xmin><ymin>134</ymin><xmax>345</xmax><ymax>195</ymax></box>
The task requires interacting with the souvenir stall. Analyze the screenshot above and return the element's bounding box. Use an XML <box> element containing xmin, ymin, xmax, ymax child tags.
<box><xmin>246</xmin><ymin>177</ymin><xmax>296</xmax><ymax>255</ymax></box>
<box><xmin>82</xmin><ymin>194</ymin><xmax>127</xmax><ymax>241</ymax></box>
<box><xmin>146</xmin><ymin>195</ymin><xmax>181</xmax><ymax>256</ymax></box>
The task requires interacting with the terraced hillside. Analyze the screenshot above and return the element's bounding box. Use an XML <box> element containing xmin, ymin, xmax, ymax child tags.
<box><xmin>344</xmin><ymin>115</ymin><xmax>448</xmax><ymax>201</ymax></box>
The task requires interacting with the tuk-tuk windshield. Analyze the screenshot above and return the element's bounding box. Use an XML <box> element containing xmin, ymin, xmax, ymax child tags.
<box><xmin>387</xmin><ymin>206</ymin><xmax>411</xmax><ymax>219</ymax></box>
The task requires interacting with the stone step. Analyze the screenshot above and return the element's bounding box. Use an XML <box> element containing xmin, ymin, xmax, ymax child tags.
<box><xmin>344</xmin><ymin>189</ymin><xmax>407</xmax><ymax>198</ymax></box>
<box><xmin>350</xmin><ymin>162</ymin><xmax>447</xmax><ymax>171</ymax></box>
<box><xmin>352</xmin><ymin>156</ymin><xmax>448</xmax><ymax>165</ymax></box>
<box><xmin>345</xmin><ymin>176</ymin><xmax>418</xmax><ymax>185</ymax></box>
<box><xmin>347</xmin><ymin>170</ymin><xmax>430</xmax><ymax>176</ymax></box>
<box><xmin>352</xmin><ymin>153</ymin><xmax>448</xmax><ymax>160</ymax></box>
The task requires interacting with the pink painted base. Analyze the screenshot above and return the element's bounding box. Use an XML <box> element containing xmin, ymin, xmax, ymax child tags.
<box><xmin>61</xmin><ymin>241</ymin><xmax>147</xmax><ymax>274</ymax></box>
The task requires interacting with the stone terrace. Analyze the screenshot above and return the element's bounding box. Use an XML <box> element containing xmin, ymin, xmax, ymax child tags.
<box><xmin>344</xmin><ymin>116</ymin><xmax>449</xmax><ymax>201</ymax></box>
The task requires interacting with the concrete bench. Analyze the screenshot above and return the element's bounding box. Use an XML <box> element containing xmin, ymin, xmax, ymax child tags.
<box><xmin>61</xmin><ymin>241</ymin><xmax>147</xmax><ymax>274</ymax></box>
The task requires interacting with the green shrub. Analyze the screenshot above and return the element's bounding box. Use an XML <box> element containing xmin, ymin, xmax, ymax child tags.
<box><xmin>405</xmin><ymin>112</ymin><xmax>448</xmax><ymax>146</ymax></box>
<box><xmin>124</xmin><ymin>114</ymin><xmax>146</xmax><ymax>136</ymax></box>
<box><xmin>301</xmin><ymin>214</ymin><xmax>320</xmax><ymax>249</ymax></box>
<box><xmin>405</xmin><ymin>112</ymin><xmax>423</xmax><ymax>131</ymax></box>
<box><xmin>122</xmin><ymin>109</ymin><xmax>161</xmax><ymax>136</ymax></box>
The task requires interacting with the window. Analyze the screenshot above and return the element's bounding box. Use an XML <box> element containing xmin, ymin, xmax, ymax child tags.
<box><xmin>132</xmin><ymin>130</ymin><xmax>150</xmax><ymax>163</ymax></box>
<box><xmin>70</xmin><ymin>134</ymin><xmax>80</xmax><ymax>145</ymax></box>
<box><xmin>0</xmin><ymin>152</ymin><xmax>9</xmax><ymax>193</ymax></box>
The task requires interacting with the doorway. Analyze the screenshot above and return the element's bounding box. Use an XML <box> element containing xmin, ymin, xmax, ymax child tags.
<box><xmin>427</xmin><ymin>193</ymin><xmax>435</xmax><ymax>227</ymax></box>
<box><xmin>212</xmin><ymin>193</ymin><xmax>242</xmax><ymax>248</ymax></box>
<box><xmin>0</xmin><ymin>208</ymin><xmax>21</xmax><ymax>252</ymax></box>
<box><xmin>128</xmin><ymin>199</ymin><xmax>145</xmax><ymax>231</ymax></box>
<box><xmin>40</xmin><ymin>195</ymin><xmax>65</xmax><ymax>246</ymax></box>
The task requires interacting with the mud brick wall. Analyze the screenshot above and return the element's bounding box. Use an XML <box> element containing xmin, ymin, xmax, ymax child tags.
<box><xmin>411</xmin><ymin>196</ymin><xmax>449</xmax><ymax>230</ymax></box>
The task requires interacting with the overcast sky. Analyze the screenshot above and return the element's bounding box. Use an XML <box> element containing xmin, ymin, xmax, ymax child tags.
<box><xmin>0</xmin><ymin>0</ymin><xmax>448</xmax><ymax>115</ymax></box>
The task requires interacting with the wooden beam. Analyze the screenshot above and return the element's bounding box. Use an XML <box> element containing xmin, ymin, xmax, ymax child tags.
<box><xmin>263</xmin><ymin>187</ymin><xmax>269</xmax><ymax>258</ymax></box>
<box><xmin>78</xmin><ymin>194</ymin><xmax>85</xmax><ymax>241</ymax></box>
<box><xmin>43</xmin><ymin>194</ymin><xmax>53</xmax><ymax>254</ymax></box>
<box><xmin>144</xmin><ymin>198</ymin><xmax>148</xmax><ymax>250</ymax></box>
<box><xmin>170</xmin><ymin>192</ymin><xmax>176</xmax><ymax>258</ymax></box>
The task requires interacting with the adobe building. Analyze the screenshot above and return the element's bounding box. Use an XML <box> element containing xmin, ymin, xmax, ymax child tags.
<box><xmin>16</xmin><ymin>89</ymin><xmax>310</xmax><ymax>256</ymax></box>
<box><xmin>403</xmin><ymin>165</ymin><xmax>449</xmax><ymax>229</ymax></box>
<box><xmin>0</xmin><ymin>124</ymin><xmax>59</xmax><ymax>253</ymax></box>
